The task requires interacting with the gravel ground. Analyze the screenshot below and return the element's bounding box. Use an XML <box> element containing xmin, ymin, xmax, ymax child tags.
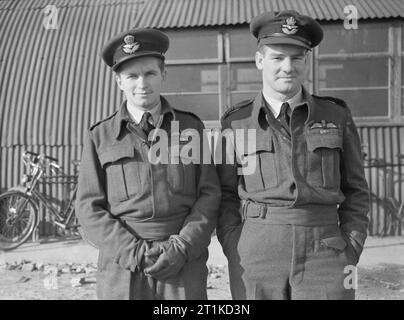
<box><xmin>0</xmin><ymin>264</ymin><xmax>403</xmax><ymax>300</ymax></box>
<box><xmin>1</xmin><ymin>236</ymin><xmax>403</xmax><ymax>300</ymax></box>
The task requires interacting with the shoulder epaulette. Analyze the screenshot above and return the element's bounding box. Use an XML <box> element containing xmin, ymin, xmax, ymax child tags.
<box><xmin>312</xmin><ymin>95</ymin><xmax>348</xmax><ymax>108</ymax></box>
<box><xmin>173</xmin><ymin>108</ymin><xmax>201</xmax><ymax>121</ymax></box>
<box><xmin>221</xmin><ymin>98</ymin><xmax>254</xmax><ymax>120</ymax></box>
<box><xmin>89</xmin><ymin>110</ymin><xmax>118</xmax><ymax>130</ymax></box>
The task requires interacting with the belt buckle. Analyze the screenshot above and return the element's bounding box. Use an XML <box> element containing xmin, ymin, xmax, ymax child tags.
<box><xmin>259</xmin><ymin>206</ymin><xmax>267</xmax><ymax>219</ymax></box>
<box><xmin>241</xmin><ymin>200</ymin><xmax>247</xmax><ymax>221</ymax></box>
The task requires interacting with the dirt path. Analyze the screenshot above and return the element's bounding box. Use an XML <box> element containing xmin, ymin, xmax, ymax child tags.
<box><xmin>1</xmin><ymin>264</ymin><xmax>403</xmax><ymax>300</ymax></box>
<box><xmin>1</xmin><ymin>236</ymin><xmax>404</xmax><ymax>300</ymax></box>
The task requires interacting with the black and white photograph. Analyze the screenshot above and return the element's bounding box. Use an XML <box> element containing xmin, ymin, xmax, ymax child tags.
<box><xmin>0</xmin><ymin>0</ymin><xmax>404</xmax><ymax>303</ymax></box>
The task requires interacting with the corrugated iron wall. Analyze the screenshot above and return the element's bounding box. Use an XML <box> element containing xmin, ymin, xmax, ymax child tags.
<box><xmin>134</xmin><ymin>0</ymin><xmax>404</xmax><ymax>28</ymax></box>
<box><xmin>358</xmin><ymin>125</ymin><xmax>404</xmax><ymax>236</ymax></box>
<box><xmin>0</xmin><ymin>0</ymin><xmax>144</xmax><ymax>235</ymax></box>
<box><xmin>0</xmin><ymin>0</ymin><xmax>145</xmax><ymax>169</ymax></box>
<box><xmin>0</xmin><ymin>0</ymin><xmax>143</xmax><ymax>148</ymax></box>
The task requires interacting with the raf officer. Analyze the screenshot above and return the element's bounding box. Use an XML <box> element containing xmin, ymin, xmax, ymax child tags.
<box><xmin>75</xmin><ymin>28</ymin><xmax>221</xmax><ymax>300</ymax></box>
<box><xmin>217</xmin><ymin>10</ymin><xmax>369</xmax><ymax>300</ymax></box>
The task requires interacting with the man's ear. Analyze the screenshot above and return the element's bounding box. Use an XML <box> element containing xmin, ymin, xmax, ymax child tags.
<box><xmin>161</xmin><ymin>68</ymin><xmax>167</xmax><ymax>81</ymax></box>
<box><xmin>255</xmin><ymin>51</ymin><xmax>264</xmax><ymax>71</ymax></box>
<box><xmin>115</xmin><ymin>74</ymin><xmax>123</xmax><ymax>90</ymax></box>
<box><xmin>304</xmin><ymin>49</ymin><xmax>311</xmax><ymax>63</ymax></box>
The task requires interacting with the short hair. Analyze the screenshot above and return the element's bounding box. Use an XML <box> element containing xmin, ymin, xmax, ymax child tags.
<box><xmin>115</xmin><ymin>57</ymin><xmax>165</xmax><ymax>75</ymax></box>
<box><xmin>257</xmin><ymin>43</ymin><xmax>267</xmax><ymax>54</ymax></box>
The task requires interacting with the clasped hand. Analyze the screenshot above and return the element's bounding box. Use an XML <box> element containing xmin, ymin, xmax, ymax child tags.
<box><xmin>142</xmin><ymin>239</ymin><xmax>187</xmax><ymax>280</ymax></box>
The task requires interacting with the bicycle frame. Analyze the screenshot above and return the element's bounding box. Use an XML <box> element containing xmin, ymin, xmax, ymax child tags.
<box><xmin>29</xmin><ymin>187</ymin><xmax>78</xmax><ymax>229</ymax></box>
<box><xmin>16</xmin><ymin>152</ymin><xmax>79</xmax><ymax>232</ymax></box>
<box><xmin>0</xmin><ymin>151</ymin><xmax>88</xmax><ymax>249</ymax></box>
<box><xmin>364</xmin><ymin>155</ymin><xmax>404</xmax><ymax>236</ymax></box>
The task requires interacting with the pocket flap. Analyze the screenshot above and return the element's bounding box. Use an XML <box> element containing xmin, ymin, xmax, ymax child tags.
<box><xmin>236</xmin><ymin>133</ymin><xmax>274</xmax><ymax>156</ymax></box>
<box><xmin>306</xmin><ymin>131</ymin><xmax>343</xmax><ymax>152</ymax></box>
<box><xmin>99</xmin><ymin>145</ymin><xmax>135</xmax><ymax>166</ymax></box>
<box><xmin>321</xmin><ymin>236</ymin><xmax>347</xmax><ymax>251</ymax></box>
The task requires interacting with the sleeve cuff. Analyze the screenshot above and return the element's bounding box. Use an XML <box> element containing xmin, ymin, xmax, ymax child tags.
<box><xmin>341</xmin><ymin>228</ymin><xmax>367</xmax><ymax>259</ymax></box>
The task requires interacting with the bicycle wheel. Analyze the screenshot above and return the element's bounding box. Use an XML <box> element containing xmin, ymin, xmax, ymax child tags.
<box><xmin>0</xmin><ymin>192</ymin><xmax>37</xmax><ymax>250</ymax></box>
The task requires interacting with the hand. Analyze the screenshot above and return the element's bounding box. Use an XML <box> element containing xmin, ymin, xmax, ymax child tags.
<box><xmin>140</xmin><ymin>241</ymin><xmax>162</xmax><ymax>270</ymax></box>
<box><xmin>143</xmin><ymin>239</ymin><xmax>187</xmax><ymax>280</ymax></box>
<box><xmin>341</xmin><ymin>232</ymin><xmax>359</xmax><ymax>265</ymax></box>
<box><xmin>115</xmin><ymin>239</ymin><xmax>148</xmax><ymax>272</ymax></box>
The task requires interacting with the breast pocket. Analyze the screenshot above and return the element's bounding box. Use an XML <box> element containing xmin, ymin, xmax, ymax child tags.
<box><xmin>238</xmin><ymin>135</ymin><xmax>278</xmax><ymax>192</ymax></box>
<box><xmin>306</xmin><ymin>129</ymin><xmax>343</xmax><ymax>190</ymax></box>
<box><xmin>99</xmin><ymin>145</ymin><xmax>142</xmax><ymax>203</ymax></box>
<box><xmin>167</xmin><ymin>145</ymin><xmax>197</xmax><ymax>196</ymax></box>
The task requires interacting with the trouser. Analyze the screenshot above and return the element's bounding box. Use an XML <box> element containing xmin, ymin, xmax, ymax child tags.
<box><xmin>96</xmin><ymin>248</ymin><xmax>209</xmax><ymax>300</ymax></box>
<box><xmin>225</xmin><ymin>220</ymin><xmax>358</xmax><ymax>300</ymax></box>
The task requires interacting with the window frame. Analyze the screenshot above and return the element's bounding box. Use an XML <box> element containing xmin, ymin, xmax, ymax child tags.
<box><xmin>163</xmin><ymin>31</ymin><xmax>224</xmax><ymax>126</ymax></box>
<box><xmin>314</xmin><ymin>21</ymin><xmax>402</xmax><ymax>125</ymax></box>
<box><xmin>224</xmin><ymin>31</ymin><xmax>258</xmax><ymax>116</ymax></box>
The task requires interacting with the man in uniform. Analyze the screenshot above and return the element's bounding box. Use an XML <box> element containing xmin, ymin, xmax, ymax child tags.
<box><xmin>217</xmin><ymin>10</ymin><xmax>369</xmax><ymax>300</ymax></box>
<box><xmin>75</xmin><ymin>28</ymin><xmax>221</xmax><ymax>300</ymax></box>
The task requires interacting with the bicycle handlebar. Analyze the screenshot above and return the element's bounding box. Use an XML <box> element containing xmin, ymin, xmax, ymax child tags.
<box><xmin>23</xmin><ymin>151</ymin><xmax>61</xmax><ymax>172</ymax></box>
<box><xmin>24</xmin><ymin>150</ymin><xmax>59</xmax><ymax>163</ymax></box>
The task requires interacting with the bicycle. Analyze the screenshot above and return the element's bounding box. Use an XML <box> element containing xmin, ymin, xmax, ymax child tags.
<box><xmin>363</xmin><ymin>154</ymin><xmax>404</xmax><ymax>236</ymax></box>
<box><xmin>0</xmin><ymin>151</ymin><xmax>93</xmax><ymax>250</ymax></box>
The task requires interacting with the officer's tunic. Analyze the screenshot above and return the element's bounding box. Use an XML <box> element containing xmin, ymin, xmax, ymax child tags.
<box><xmin>76</xmin><ymin>96</ymin><xmax>221</xmax><ymax>299</ymax></box>
<box><xmin>217</xmin><ymin>88</ymin><xmax>369</xmax><ymax>299</ymax></box>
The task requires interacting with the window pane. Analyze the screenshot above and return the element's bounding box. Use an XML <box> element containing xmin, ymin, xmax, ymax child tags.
<box><xmin>164</xmin><ymin>94</ymin><xmax>219</xmax><ymax>121</ymax></box>
<box><xmin>164</xmin><ymin>65</ymin><xmax>218</xmax><ymax>93</ymax></box>
<box><xmin>164</xmin><ymin>30</ymin><xmax>218</xmax><ymax>60</ymax></box>
<box><xmin>228</xmin><ymin>28</ymin><xmax>257</xmax><ymax>58</ymax></box>
<box><xmin>319</xmin><ymin>23</ymin><xmax>388</xmax><ymax>54</ymax></box>
<box><xmin>230</xmin><ymin>63</ymin><xmax>261</xmax><ymax>91</ymax></box>
<box><xmin>318</xmin><ymin>89</ymin><xmax>388</xmax><ymax>117</ymax></box>
<box><xmin>318</xmin><ymin>58</ymin><xmax>388</xmax><ymax>88</ymax></box>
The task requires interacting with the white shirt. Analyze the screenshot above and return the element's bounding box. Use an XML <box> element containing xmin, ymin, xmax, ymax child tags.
<box><xmin>263</xmin><ymin>88</ymin><xmax>303</xmax><ymax>118</ymax></box>
<box><xmin>126</xmin><ymin>101</ymin><xmax>161</xmax><ymax>125</ymax></box>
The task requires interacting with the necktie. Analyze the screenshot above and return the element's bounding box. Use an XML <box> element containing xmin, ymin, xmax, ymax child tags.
<box><xmin>139</xmin><ymin>112</ymin><xmax>155</xmax><ymax>136</ymax></box>
<box><xmin>278</xmin><ymin>102</ymin><xmax>291</xmax><ymax>135</ymax></box>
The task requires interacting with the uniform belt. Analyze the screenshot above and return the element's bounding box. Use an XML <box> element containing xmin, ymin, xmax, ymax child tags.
<box><xmin>120</xmin><ymin>213</ymin><xmax>188</xmax><ymax>240</ymax></box>
<box><xmin>243</xmin><ymin>201</ymin><xmax>339</xmax><ymax>226</ymax></box>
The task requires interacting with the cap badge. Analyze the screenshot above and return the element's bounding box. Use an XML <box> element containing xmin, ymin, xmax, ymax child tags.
<box><xmin>122</xmin><ymin>35</ymin><xmax>140</xmax><ymax>54</ymax></box>
<box><xmin>282</xmin><ymin>16</ymin><xmax>298</xmax><ymax>35</ymax></box>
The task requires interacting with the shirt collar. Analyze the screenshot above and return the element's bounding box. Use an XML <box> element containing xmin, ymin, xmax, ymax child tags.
<box><xmin>251</xmin><ymin>86</ymin><xmax>317</xmax><ymax>127</ymax></box>
<box><xmin>126</xmin><ymin>101</ymin><xmax>161</xmax><ymax>125</ymax></box>
<box><xmin>263</xmin><ymin>87</ymin><xmax>303</xmax><ymax>118</ymax></box>
<box><xmin>113</xmin><ymin>96</ymin><xmax>175</xmax><ymax>139</ymax></box>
